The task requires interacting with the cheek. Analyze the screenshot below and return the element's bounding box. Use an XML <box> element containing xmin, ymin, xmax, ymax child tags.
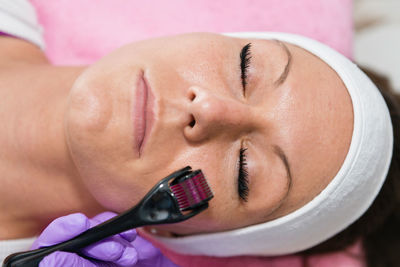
<box><xmin>153</xmin><ymin>145</ymin><xmax>248</xmax><ymax>234</ymax></box>
<box><xmin>65</xmin><ymin>68</ymin><xmax>154</xmax><ymax>211</ymax></box>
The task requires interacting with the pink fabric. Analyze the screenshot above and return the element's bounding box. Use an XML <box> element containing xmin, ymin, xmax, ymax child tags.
<box><xmin>159</xmin><ymin>249</ymin><xmax>365</xmax><ymax>267</ymax></box>
<box><xmin>29</xmin><ymin>0</ymin><xmax>353</xmax><ymax>65</ymax></box>
<box><xmin>27</xmin><ymin>0</ymin><xmax>361</xmax><ymax>266</ymax></box>
<box><xmin>139</xmin><ymin>231</ymin><xmax>365</xmax><ymax>267</ymax></box>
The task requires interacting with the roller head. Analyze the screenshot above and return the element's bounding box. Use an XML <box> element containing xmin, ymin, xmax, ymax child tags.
<box><xmin>170</xmin><ymin>170</ymin><xmax>213</xmax><ymax>211</ymax></box>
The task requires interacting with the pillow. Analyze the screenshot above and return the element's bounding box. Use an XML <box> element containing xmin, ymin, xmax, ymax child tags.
<box><xmin>29</xmin><ymin>0</ymin><xmax>353</xmax><ymax>64</ymax></box>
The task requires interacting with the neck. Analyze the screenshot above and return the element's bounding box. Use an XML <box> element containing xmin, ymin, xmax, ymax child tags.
<box><xmin>0</xmin><ymin>64</ymin><xmax>104</xmax><ymax>239</ymax></box>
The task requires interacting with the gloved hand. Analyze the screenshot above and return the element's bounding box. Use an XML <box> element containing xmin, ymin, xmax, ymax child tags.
<box><xmin>131</xmin><ymin>233</ymin><xmax>179</xmax><ymax>267</ymax></box>
<box><xmin>32</xmin><ymin>212</ymin><xmax>178</xmax><ymax>267</ymax></box>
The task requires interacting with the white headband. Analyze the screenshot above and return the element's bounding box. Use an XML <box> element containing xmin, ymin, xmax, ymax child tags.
<box><xmin>151</xmin><ymin>32</ymin><xmax>394</xmax><ymax>256</ymax></box>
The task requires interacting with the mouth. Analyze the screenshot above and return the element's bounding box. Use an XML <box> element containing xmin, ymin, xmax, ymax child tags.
<box><xmin>133</xmin><ymin>71</ymin><xmax>155</xmax><ymax>157</ymax></box>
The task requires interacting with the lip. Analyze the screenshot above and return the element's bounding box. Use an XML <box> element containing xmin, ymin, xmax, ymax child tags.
<box><xmin>133</xmin><ymin>71</ymin><xmax>155</xmax><ymax>157</ymax></box>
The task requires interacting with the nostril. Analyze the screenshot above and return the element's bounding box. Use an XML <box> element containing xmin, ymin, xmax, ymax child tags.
<box><xmin>189</xmin><ymin>115</ymin><xmax>196</xmax><ymax>128</ymax></box>
<box><xmin>188</xmin><ymin>91</ymin><xmax>196</xmax><ymax>101</ymax></box>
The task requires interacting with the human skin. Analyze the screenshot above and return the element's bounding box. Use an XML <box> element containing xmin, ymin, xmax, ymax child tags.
<box><xmin>0</xmin><ymin>33</ymin><xmax>353</xmax><ymax>239</ymax></box>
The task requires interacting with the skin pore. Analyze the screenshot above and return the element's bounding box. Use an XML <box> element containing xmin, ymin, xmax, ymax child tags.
<box><xmin>0</xmin><ymin>33</ymin><xmax>353</xmax><ymax>240</ymax></box>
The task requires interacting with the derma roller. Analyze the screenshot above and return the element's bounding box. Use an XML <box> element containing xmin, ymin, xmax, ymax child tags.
<box><xmin>3</xmin><ymin>166</ymin><xmax>213</xmax><ymax>267</ymax></box>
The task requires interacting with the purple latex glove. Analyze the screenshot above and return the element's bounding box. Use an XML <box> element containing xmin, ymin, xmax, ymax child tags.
<box><xmin>131</xmin><ymin>234</ymin><xmax>178</xmax><ymax>267</ymax></box>
<box><xmin>31</xmin><ymin>212</ymin><xmax>138</xmax><ymax>266</ymax></box>
<box><xmin>32</xmin><ymin>212</ymin><xmax>178</xmax><ymax>267</ymax></box>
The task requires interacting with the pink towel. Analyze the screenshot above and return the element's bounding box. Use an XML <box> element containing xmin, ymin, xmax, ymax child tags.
<box><xmin>29</xmin><ymin>0</ymin><xmax>353</xmax><ymax>65</ymax></box>
<box><xmin>140</xmin><ymin>231</ymin><xmax>365</xmax><ymax>267</ymax></box>
<box><xmin>161</xmin><ymin>243</ymin><xmax>364</xmax><ymax>267</ymax></box>
<box><xmin>28</xmin><ymin>0</ymin><xmax>361</xmax><ymax>266</ymax></box>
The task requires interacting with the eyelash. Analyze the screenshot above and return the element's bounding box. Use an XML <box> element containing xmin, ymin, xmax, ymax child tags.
<box><xmin>238</xmin><ymin>147</ymin><xmax>250</xmax><ymax>201</ymax></box>
<box><xmin>240</xmin><ymin>43</ymin><xmax>252</xmax><ymax>92</ymax></box>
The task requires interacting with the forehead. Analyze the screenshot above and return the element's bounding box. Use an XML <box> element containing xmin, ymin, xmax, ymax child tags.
<box><xmin>261</xmin><ymin>42</ymin><xmax>354</xmax><ymax>218</ymax></box>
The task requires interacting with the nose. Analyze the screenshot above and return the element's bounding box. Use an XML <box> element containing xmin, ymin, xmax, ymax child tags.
<box><xmin>183</xmin><ymin>86</ymin><xmax>251</xmax><ymax>142</ymax></box>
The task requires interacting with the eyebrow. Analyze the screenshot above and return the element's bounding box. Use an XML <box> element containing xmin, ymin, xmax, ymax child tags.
<box><xmin>273</xmin><ymin>145</ymin><xmax>293</xmax><ymax>200</ymax></box>
<box><xmin>273</xmin><ymin>40</ymin><xmax>292</xmax><ymax>86</ymax></box>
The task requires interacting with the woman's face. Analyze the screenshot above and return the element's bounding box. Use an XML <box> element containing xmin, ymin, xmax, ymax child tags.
<box><xmin>65</xmin><ymin>33</ymin><xmax>353</xmax><ymax>235</ymax></box>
